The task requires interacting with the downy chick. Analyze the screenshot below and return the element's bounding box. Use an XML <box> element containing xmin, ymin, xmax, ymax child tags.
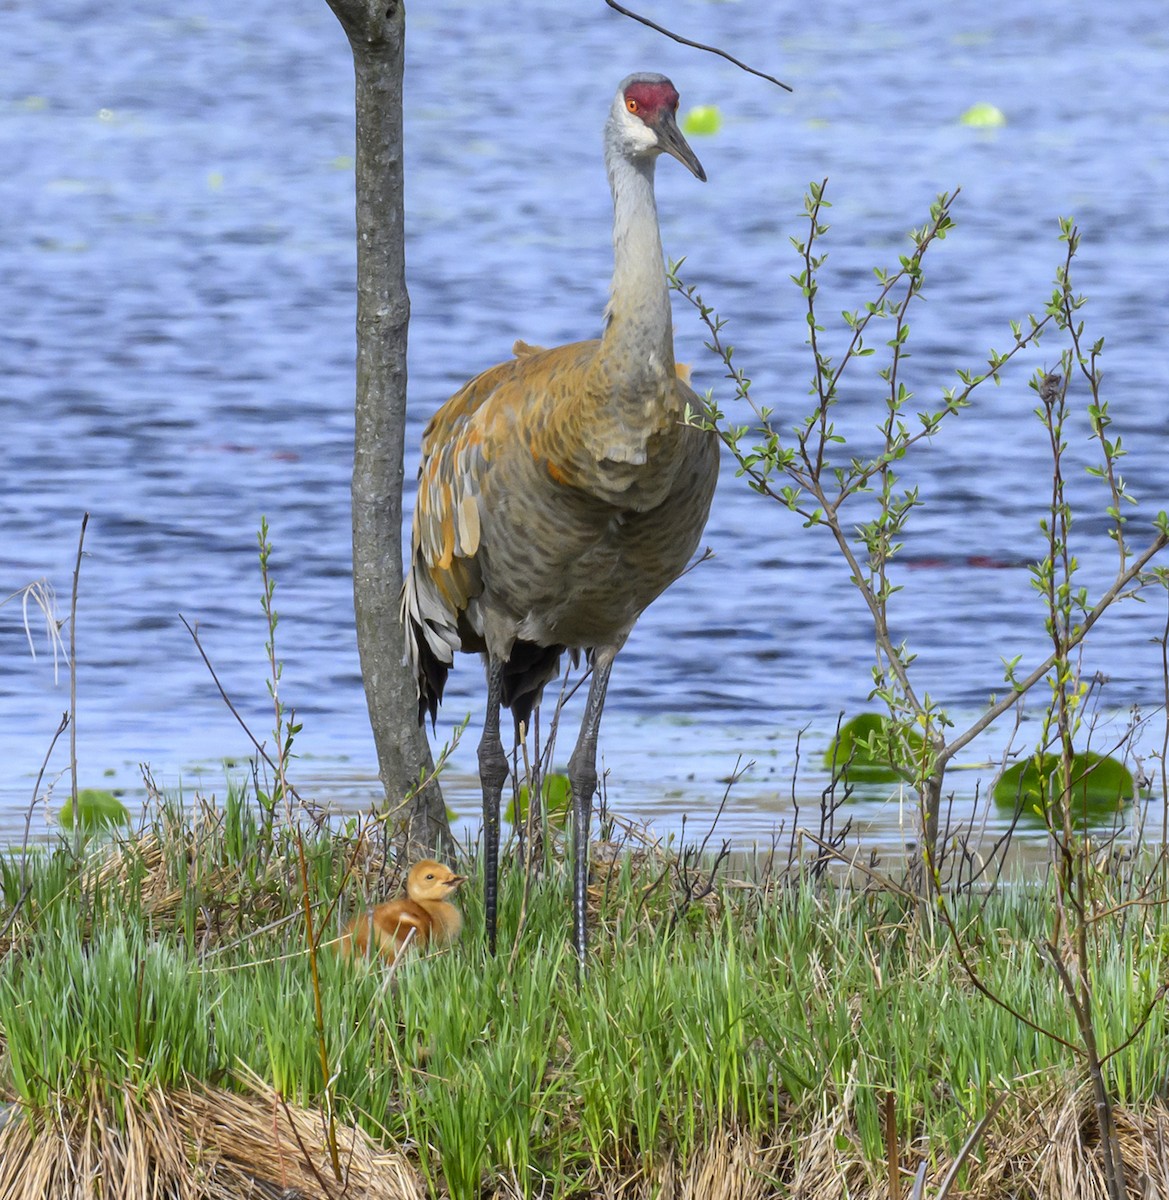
<box><xmin>341</xmin><ymin>859</ymin><xmax>467</xmax><ymax>964</ymax></box>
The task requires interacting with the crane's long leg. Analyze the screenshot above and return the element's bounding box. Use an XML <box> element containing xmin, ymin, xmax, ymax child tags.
<box><xmin>567</xmin><ymin>647</ymin><xmax>617</xmax><ymax>970</ymax></box>
<box><xmin>479</xmin><ymin>657</ymin><xmax>508</xmax><ymax>955</ymax></box>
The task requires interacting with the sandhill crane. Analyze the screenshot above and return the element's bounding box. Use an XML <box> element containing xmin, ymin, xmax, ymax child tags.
<box><xmin>341</xmin><ymin>860</ymin><xmax>467</xmax><ymax>964</ymax></box>
<box><xmin>402</xmin><ymin>73</ymin><xmax>718</xmax><ymax>966</ymax></box>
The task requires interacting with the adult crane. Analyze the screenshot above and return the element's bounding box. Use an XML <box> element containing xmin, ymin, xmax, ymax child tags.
<box><xmin>402</xmin><ymin>73</ymin><xmax>719</xmax><ymax>966</ymax></box>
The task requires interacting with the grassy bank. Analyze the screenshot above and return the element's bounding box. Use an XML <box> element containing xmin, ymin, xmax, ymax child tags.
<box><xmin>0</xmin><ymin>788</ymin><xmax>1167</xmax><ymax>1198</ymax></box>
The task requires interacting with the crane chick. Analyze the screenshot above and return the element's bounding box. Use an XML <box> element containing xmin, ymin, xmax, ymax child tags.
<box><xmin>341</xmin><ymin>859</ymin><xmax>467</xmax><ymax>964</ymax></box>
<box><xmin>402</xmin><ymin>73</ymin><xmax>718</xmax><ymax>967</ymax></box>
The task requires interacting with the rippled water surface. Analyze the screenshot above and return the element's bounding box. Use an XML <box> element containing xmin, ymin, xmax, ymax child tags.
<box><xmin>3</xmin><ymin>0</ymin><xmax>1168</xmax><ymax>847</ymax></box>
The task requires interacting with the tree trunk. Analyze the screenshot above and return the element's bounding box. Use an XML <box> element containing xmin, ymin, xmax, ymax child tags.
<box><xmin>324</xmin><ymin>0</ymin><xmax>451</xmax><ymax>857</ymax></box>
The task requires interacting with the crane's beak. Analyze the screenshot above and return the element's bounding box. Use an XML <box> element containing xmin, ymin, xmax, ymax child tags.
<box><xmin>655</xmin><ymin>111</ymin><xmax>706</xmax><ymax>182</ymax></box>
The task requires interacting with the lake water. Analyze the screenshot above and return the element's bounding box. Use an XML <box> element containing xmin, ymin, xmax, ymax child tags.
<box><xmin>3</xmin><ymin>0</ymin><xmax>1168</xmax><ymax>852</ymax></box>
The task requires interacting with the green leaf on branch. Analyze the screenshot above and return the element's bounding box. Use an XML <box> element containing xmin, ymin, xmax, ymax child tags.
<box><xmin>822</xmin><ymin>712</ymin><xmax>925</xmax><ymax>783</ymax></box>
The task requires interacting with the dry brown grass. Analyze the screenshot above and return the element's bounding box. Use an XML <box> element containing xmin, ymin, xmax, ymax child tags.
<box><xmin>0</xmin><ymin>1075</ymin><xmax>423</xmax><ymax>1200</ymax></box>
<box><xmin>4</xmin><ymin>1077</ymin><xmax>1169</xmax><ymax>1197</ymax></box>
<box><xmin>484</xmin><ymin>1095</ymin><xmax>1169</xmax><ymax>1198</ymax></box>
<box><xmin>85</xmin><ymin>800</ymin><xmax>395</xmax><ymax>946</ymax></box>
<box><xmin>779</xmin><ymin>1085</ymin><xmax>1169</xmax><ymax>1200</ymax></box>
<box><xmin>646</xmin><ymin>1127</ymin><xmax>790</xmax><ymax>1200</ymax></box>
<box><xmin>486</xmin><ymin>1128</ymin><xmax>789</xmax><ymax>1200</ymax></box>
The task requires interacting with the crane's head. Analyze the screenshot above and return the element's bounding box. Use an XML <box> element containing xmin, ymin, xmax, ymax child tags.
<box><xmin>405</xmin><ymin>859</ymin><xmax>467</xmax><ymax>902</ymax></box>
<box><xmin>609</xmin><ymin>73</ymin><xmax>706</xmax><ymax>182</ymax></box>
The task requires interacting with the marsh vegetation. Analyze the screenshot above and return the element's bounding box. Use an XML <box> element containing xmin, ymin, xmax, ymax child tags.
<box><xmin>1</xmin><ymin>779</ymin><xmax>1168</xmax><ymax>1198</ymax></box>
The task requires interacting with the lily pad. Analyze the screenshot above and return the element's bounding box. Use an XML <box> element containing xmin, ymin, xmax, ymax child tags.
<box><xmin>823</xmin><ymin>713</ymin><xmax>924</xmax><ymax>783</ymax></box>
<box><xmin>682</xmin><ymin>105</ymin><xmax>722</xmax><ymax>136</ymax></box>
<box><xmin>994</xmin><ymin>752</ymin><xmax>1133</xmax><ymax>825</ymax></box>
<box><xmin>60</xmin><ymin>788</ymin><xmax>129</xmax><ymax>833</ymax></box>
<box><xmin>959</xmin><ymin>102</ymin><xmax>1006</xmax><ymax>127</ymax></box>
<box><xmin>506</xmin><ymin>772</ymin><xmax>572</xmax><ymax>827</ymax></box>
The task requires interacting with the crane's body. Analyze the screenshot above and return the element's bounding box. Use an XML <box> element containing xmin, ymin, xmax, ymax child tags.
<box><xmin>402</xmin><ymin>74</ymin><xmax>718</xmax><ymax>965</ymax></box>
<box><xmin>407</xmin><ymin>337</ymin><xmax>715</xmax><ymax>721</ymax></box>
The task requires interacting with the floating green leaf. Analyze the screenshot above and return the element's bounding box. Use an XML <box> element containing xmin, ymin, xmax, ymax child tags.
<box><xmin>59</xmin><ymin>788</ymin><xmax>130</xmax><ymax>832</ymax></box>
<box><xmin>994</xmin><ymin>751</ymin><xmax>1133</xmax><ymax>826</ymax></box>
<box><xmin>959</xmin><ymin>102</ymin><xmax>1006</xmax><ymax>127</ymax></box>
<box><xmin>682</xmin><ymin>105</ymin><xmax>722</xmax><ymax>136</ymax></box>
<box><xmin>506</xmin><ymin>772</ymin><xmax>572</xmax><ymax>827</ymax></box>
<box><xmin>822</xmin><ymin>713</ymin><xmax>923</xmax><ymax>783</ymax></box>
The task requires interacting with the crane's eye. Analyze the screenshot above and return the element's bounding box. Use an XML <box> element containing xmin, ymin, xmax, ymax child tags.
<box><xmin>425</xmin><ymin>873</ymin><xmax>434</xmax><ymax>880</ymax></box>
<box><xmin>626</xmin><ymin>97</ymin><xmax>639</xmax><ymax>114</ymax></box>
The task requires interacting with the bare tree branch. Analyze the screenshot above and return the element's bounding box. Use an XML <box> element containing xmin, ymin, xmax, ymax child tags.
<box><xmin>604</xmin><ymin>0</ymin><xmax>793</xmax><ymax>92</ymax></box>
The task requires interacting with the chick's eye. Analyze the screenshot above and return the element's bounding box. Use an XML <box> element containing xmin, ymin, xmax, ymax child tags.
<box><xmin>425</xmin><ymin>873</ymin><xmax>434</xmax><ymax>880</ymax></box>
<box><xmin>626</xmin><ymin>97</ymin><xmax>638</xmax><ymax>113</ymax></box>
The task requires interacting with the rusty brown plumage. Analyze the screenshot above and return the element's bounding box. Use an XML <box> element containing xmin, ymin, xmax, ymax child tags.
<box><xmin>400</xmin><ymin>73</ymin><xmax>718</xmax><ymax>967</ymax></box>
<box><xmin>404</xmin><ymin>339</ymin><xmax>716</xmax><ymax>727</ymax></box>
<box><xmin>340</xmin><ymin>859</ymin><xmax>466</xmax><ymax>965</ymax></box>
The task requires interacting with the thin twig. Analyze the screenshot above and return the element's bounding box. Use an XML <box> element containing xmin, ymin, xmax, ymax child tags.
<box><xmin>0</xmin><ymin>885</ymin><xmax>31</xmax><ymax>943</ymax></box>
<box><xmin>257</xmin><ymin>521</ymin><xmax>343</xmax><ymax>1185</ymax></box>
<box><xmin>68</xmin><ymin>512</ymin><xmax>89</xmax><ymax>859</ymax></box>
<box><xmin>508</xmin><ymin>720</ymin><xmax>538</xmax><ymax>974</ymax></box>
<box><xmin>20</xmin><ymin>712</ymin><xmax>70</xmax><ymax>895</ymax></box>
<box><xmin>1099</xmin><ymin>981</ymin><xmax>1169</xmax><ymax>1066</ymax></box>
<box><xmin>884</xmin><ymin>1089</ymin><xmax>901</xmax><ymax>1200</ymax></box>
<box><xmin>603</xmin><ymin>0</ymin><xmax>793</xmax><ymax>92</ymax></box>
<box><xmin>933</xmin><ymin>1091</ymin><xmax>1008</xmax><ymax>1199</ymax></box>
<box><xmin>799</xmin><ymin>830</ymin><xmax>915</xmax><ymax>900</ymax></box>
<box><xmin>316</xmin><ymin>816</ymin><xmax>381</xmax><ymax>938</ymax></box>
<box><xmin>695</xmin><ymin>755</ymin><xmax>748</xmax><ymax>862</ymax></box>
<box><xmin>931</xmin><ymin>886</ymin><xmax>1083</xmax><ymax>1055</ymax></box>
<box><xmin>276</xmin><ymin>1092</ymin><xmax>340</xmax><ymax>1198</ymax></box>
<box><xmin>178</xmin><ymin>614</ymin><xmax>322</xmax><ymax>824</ymax></box>
<box><xmin>1161</xmin><ymin>588</ymin><xmax>1169</xmax><ymax>895</ymax></box>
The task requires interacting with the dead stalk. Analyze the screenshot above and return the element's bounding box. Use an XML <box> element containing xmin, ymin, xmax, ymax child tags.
<box><xmin>68</xmin><ymin>512</ymin><xmax>89</xmax><ymax>858</ymax></box>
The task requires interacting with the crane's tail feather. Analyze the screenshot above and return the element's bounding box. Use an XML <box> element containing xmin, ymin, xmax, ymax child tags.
<box><xmin>401</xmin><ymin>568</ymin><xmax>461</xmax><ymax>727</ymax></box>
<box><xmin>402</xmin><ymin>566</ymin><xmax>573</xmax><ymax>736</ymax></box>
<box><xmin>500</xmin><ymin>640</ymin><xmax>566</xmax><ymax>736</ymax></box>
<box><xmin>417</xmin><ymin>649</ymin><xmax>448</xmax><ymax>728</ymax></box>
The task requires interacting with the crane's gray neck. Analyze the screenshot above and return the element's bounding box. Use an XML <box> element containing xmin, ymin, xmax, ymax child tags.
<box><xmin>600</xmin><ymin>147</ymin><xmax>675</xmax><ymax>380</ymax></box>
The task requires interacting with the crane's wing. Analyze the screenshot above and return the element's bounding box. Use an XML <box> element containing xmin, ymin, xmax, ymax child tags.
<box><xmin>402</xmin><ymin>366</ymin><xmax>497</xmax><ymax>723</ymax></box>
<box><xmin>401</xmin><ymin>342</ymin><xmax>602</xmax><ymax>724</ymax></box>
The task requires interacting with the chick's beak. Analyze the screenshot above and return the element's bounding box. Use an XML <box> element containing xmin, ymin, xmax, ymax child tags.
<box><xmin>656</xmin><ymin>110</ymin><xmax>706</xmax><ymax>182</ymax></box>
<box><xmin>445</xmin><ymin>874</ymin><xmax>468</xmax><ymax>889</ymax></box>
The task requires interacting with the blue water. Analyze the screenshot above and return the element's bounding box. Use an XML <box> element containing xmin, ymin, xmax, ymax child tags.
<box><xmin>3</xmin><ymin>0</ymin><xmax>1168</xmax><ymax>848</ymax></box>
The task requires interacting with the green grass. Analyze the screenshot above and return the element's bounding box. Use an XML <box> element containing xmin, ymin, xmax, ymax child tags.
<box><xmin>0</xmin><ymin>789</ymin><xmax>1167</xmax><ymax>1198</ymax></box>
